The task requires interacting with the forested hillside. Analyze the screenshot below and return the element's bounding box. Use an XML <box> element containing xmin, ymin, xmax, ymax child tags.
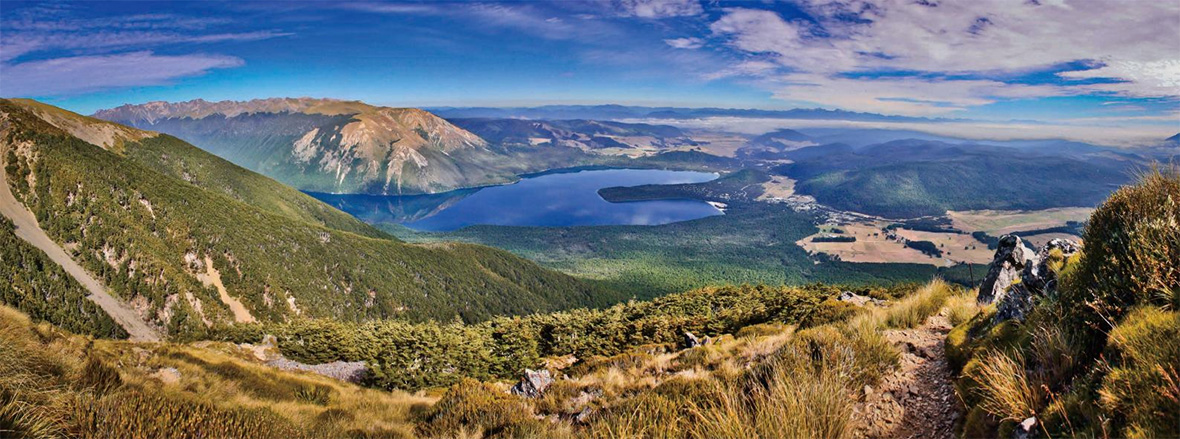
<box><xmin>0</xmin><ymin>99</ymin><xmax>618</xmax><ymax>337</ymax></box>
<box><xmin>776</xmin><ymin>140</ymin><xmax>1135</xmax><ymax>218</ymax></box>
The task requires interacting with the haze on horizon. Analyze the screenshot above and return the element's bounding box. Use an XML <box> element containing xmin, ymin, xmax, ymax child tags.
<box><xmin>1</xmin><ymin>0</ymin><xmax>1177</xmax><ymax>145</ymax></box>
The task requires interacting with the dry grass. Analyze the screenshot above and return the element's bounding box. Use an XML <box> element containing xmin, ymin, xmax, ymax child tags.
<box><xmin>974</xmin><ymin>349</ymin><xmax>1043</xmax><ymax>423</ymax></box>
<box><xmin>882</xmin><ymin>278</ymin><xmax>953</xmax><ymax>328</ymax></box>
<box><xmin>945</xmin><ymin>288</ymin><xmax>982</xmax><ymax>327</ymax></box>
<box><xmin>0</xmin><ymin>303</ymin><xmax>432</xmax><ymax>439</ymax></box>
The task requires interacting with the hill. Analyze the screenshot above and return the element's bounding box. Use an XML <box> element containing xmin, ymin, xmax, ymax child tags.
<box><xmin>448</xmin><ymin>118</ymin><xmax>696</xmax><ymax>150</ymax></box>
<box><xmin>775</xmin><ymin>139</ymin><xmax>1136</xmax><ymax>218</ymax></box>
<box><xmin>1</xmin><ymin>99</ymin><xmax>617</xmax><ymax>337</ymax></box>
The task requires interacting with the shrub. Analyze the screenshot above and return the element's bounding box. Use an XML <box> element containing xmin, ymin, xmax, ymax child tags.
<box><xmin>416</xmin><ymin>379</ymin><xmax>549</xmax><ymax>439</ymax></box>
<box><xmin>1059</xmin><ymin>167</ymin><xmax>1180</xmax><ymax>360</ymax></box>
<box><xmin>1099</xmin><ymin>307</ymin><xmax>1180</xmax><ymax>437</ymax></box>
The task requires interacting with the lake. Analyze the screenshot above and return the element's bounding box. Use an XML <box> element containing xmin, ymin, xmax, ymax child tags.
<box><xmin>309</xmin><ymin>168</ymin><xmax>724</xmax><ymax>231</ymax></box>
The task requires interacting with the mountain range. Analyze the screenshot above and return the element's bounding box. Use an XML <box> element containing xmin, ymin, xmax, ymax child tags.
<box><xmin>427</xmin><ymin>104</ymin><xmax>971</xmax><ymax>123</ymax></box>
<box><xmin>94</xmin><ymin>98</ymin><xmax>726</xmax><ymax>195</ymax></box>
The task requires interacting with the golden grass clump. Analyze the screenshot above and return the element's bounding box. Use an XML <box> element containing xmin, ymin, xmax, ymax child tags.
<box><xmin>944</xmin><ymin>288</ymin><xmax>982</xmax><ymax>327</ymax></box>
<box><xmin>416</xmin><ymin>378</ymin><xmax>553</xmax><ymax>439</ymax></box>
<box><xmin>882</xmin><ymin>278</ymin><xmax>953</xmax><ymax>329</ymax></box>
<box><xmin>974</xmin><ymin>349</ymin><xmax>1043</xmax><ymax>424</ymax></box>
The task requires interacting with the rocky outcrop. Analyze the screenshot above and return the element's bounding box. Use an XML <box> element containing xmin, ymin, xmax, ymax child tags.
<box><xmin>683</xmin><ymin>331</ymin><xmax>703</xmax><ymax>349</ymax></box>
<box><xmin>978</xmin><ymin>235</ymin><xmax>1081</xmax><ymax>323</ymax></box>
<box><xmin>510</xmin><ymin>369</ymin><xmax>553</xmax><ymax>398</ymax></box>
<box><xmin>977</xmin><ymin>235</ymin><xmax>1038</xmax><ymax>305</ymax></box>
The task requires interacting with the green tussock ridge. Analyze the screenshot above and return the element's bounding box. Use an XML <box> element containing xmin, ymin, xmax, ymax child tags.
<box><xmin>948</xmin><ymin>167</ymin><xmax>1180</xmax><ymax>438</ymax></box>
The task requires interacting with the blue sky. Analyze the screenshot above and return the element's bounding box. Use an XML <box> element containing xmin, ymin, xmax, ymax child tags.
<box><xmin>1</xmin><ymin>0</ymin><xmax>1177</xmax><ymax>139</ymax></box>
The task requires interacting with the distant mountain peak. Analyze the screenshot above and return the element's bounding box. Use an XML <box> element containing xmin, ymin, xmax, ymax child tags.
<box><xmin>1166</xmin><ymin>133</ymin><xmax>1180</xmax><ymax>143</ymax></box>
<box><xmin>94</xmin><ymin>98</ymin><xmax>496</xmax><ymax>194</ymax></box>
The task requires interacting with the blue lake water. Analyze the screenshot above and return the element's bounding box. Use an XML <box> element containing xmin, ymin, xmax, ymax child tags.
<box><xmin>309</xmin><ymin>169</ymin><xmax>723</xmax><ymax>231</ymax></box>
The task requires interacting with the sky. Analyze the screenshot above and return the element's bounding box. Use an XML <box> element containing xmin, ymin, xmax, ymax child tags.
<box><xmin>1</xmin><ymin>0</ymin><xmax>1178</xmax><ymax>142</ymax></box>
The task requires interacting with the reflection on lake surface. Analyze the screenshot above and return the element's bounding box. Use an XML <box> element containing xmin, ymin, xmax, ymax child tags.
<box><xmin>309</xmin><ymin>169</ymin><xmax>723</xmax><ymax>231</ymax></box>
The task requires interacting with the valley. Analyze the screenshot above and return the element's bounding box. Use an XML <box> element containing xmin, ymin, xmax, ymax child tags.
<box><xmin>0</xmin><ymin>64</ymin><xmax>1171</xmax><ymax>439</ymax></box>
<box><xmin>4</xmin><ymin>3</ymin><xmax>1178</xmax><ymax>438</ymax></box>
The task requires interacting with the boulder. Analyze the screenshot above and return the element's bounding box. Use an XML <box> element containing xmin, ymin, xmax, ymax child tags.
<box><xmin>1013</xmin><ymin>416</ymin><xmax>1037</xmax><ymax>439</ymax></box>
<box><xmin>838</xmin><ymin>290</ymin><xmax>874</xmax><ymax>306</ymax></box>
<box><xmin>989</xmin><ymin>237</ymin><xmax>1081</xmax><ymax>323</ymax></box>
<box><xmin>510</xmin><ymin>369</ymin><xmax>553</xmax><ymax>398</ymax></box>
<box><xmin>977</xmin><ymin>235</ymin><xmax>1038</xmax><ymax>304</ymax></box>
<box><xmin>683</xmin><ymin>331</ymin><xmax>702</xmax><ymax>349</ymax></box>
<box><xmin>1021</xmin><ymin>238</ymin><xmax>1080</xmax><ymax>297</ymax></box>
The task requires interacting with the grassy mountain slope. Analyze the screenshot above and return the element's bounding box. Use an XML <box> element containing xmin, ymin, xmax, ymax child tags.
<box><xmin>0</xmin><ymin>304</ymin><xmax>433</xmax><ymax>439</ymax></box>
<box><xmin>1</xmin><ymin>99</ymin><xmax>617</xmax><ymax>336</ymax></box>
<box><xmin>947</xmin><ymin>169</ymin><xmax>1179</xmax><ymax>437</ymax></box>
<box><xmin>13</xmin><ymin>99</ymin><xmax>380</xmax><ymax>237</ymax></box>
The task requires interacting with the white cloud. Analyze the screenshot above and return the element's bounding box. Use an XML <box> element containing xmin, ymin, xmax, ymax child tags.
<box><xmin>702</xmin><ymin>60</ymin><xmax>779</xmax><ymax>80</ymax></box>
<box><xmin>767</xmin><ymin>73</ymin><xmax>1066</xmax><ymax>116</ymax></box>
<box><xmin>664</xmin><ymin>37</ymin><xmax>703</xmax><ymax>49</ymax></box>
<box><xmin>1</xmin><ymin>52</ymin><xmax>243</xmax><ymax>96</ymax></box>
<box><xmin>614</xmin><ymin>0</ymin><xmax>703</xmax><ymax>18</ymax></box>
<box><xmin>625</xmin><ymin>116</ymin><xmax>1176</xmax><ymax>147</ymax></box>
<box><xmin>1058</xmin><ymin>60</ymin><xmax>1180</xmax><ymax>97</ymax></box>
<box><xmin>706</xmin><ymin>1</ymin><xmax>1180</xmax><ymax>115</ymax></box>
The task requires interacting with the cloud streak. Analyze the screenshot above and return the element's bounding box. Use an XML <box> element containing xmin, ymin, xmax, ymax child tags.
<box><xmin>1</xmin><ymin>51</ymin><xmax>244</xmax><ymax>96</ymax></box>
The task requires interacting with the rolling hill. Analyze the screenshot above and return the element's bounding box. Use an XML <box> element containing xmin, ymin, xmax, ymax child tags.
<box><xmin>774</xmin><ymin>139</ymin><xmax>1138</xmax><ymax>218</ymax></box>
<box><xmin>1</xmin><ymin>99</ymin><xmax>618</xmax><ymax>337</ymax></box>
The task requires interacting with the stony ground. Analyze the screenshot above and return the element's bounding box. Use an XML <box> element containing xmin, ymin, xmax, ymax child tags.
<box><xmin>853</xmin><ymin>308</ymin><xmax>962</xmax><ymax>439</ymax></box>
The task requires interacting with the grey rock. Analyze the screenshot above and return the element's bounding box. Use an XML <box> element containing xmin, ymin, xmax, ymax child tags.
<box><xmin>683</xmin><ymin>331</ymin><xmax>702</xmax><ymax>349</ymax></box>
<box><xmin>510</xmin><ymin>369</ymin><xmax>553</xmax><ymax>398</ymax></box>
<box><xmin>1013</xmin><ymin>416</ymin><xmax>1037</xmax><ymax>439</ymax></box>
<box><xmin>575</xmin><ymin>407</ymin><xmax>594</xmax><ymax>423</ymax></box>
<box><xmin>994</xmin><ymin>238</ymin><xmax>1081</xmax><ymax>323</ymax></box>
<box><xmin>267</xmin><ymin>358</ymin><xmax>368</xmax><ymax>383</ymax></box>
<box><xmin>978</xmin><ymin>235</ymin><xmax>1038</xmax><ymax>305</ymax></box>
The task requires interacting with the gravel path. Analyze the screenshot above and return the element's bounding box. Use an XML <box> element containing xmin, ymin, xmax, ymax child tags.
<box><xmin>854</xmin><ymin>309</ymin><xmax>962</xmax><ymax>439</ymax></box>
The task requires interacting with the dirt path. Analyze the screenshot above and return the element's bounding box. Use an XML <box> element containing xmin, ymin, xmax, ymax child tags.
<box><xmin>195</xmin><ymin>256</ymin><xmax>255</xmax><ymax>323</ymax></box>
<box><xmin>0</xmin><ymin>164</ymin><xmax>161</xmax><ymax>342</ymax></box>
<box><xmin>854</xmin><ymin>309</ymin><xmax>962</xmax><ymax>439</ymax></box>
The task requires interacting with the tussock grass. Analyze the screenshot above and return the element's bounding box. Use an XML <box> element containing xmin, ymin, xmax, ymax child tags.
<box><xmin>950</xmin><ymin>169</ymin><xmax>1180</xmax><ymax>438</ymax></box>
<box><xmin>944</xmin><ymin>288</ymin><xmax>982</xmax><ymax>327</ymax></box>
<box><xmin>0</xmin><ymin>303</ymin><xmax>432</xmax><ymax>439</ymax></box>
<box><xmin>974</xmin><ymin>349</ymin><xmax>1043</xmax><ymax>423</ymax></box>
<box><xmin>882</xmin><ymin>278</ymin><xmax>953</xmax><ymax>328</ymax></box>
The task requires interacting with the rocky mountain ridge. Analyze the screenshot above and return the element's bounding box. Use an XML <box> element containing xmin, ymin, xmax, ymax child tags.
<box><xmin>95</xmin><ymin>98</ymin><xmax>499</xmax><ymax>194</ymax></box>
